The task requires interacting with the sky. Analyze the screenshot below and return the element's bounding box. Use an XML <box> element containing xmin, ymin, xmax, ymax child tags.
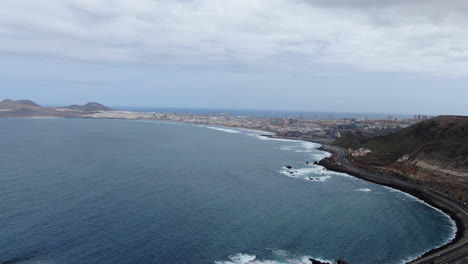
<box><xmin>1</xmin><ymin>0</ymin><xmax>467</xmax><ymax>115</ymax></box>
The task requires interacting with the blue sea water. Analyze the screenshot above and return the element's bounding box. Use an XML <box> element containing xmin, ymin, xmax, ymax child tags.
<box><xmin>0</xmin><ymin>118</ymin><xmax>455</xmax><ymax>264</ymax></box>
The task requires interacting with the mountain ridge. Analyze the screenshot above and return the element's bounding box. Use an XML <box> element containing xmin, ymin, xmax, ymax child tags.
<box><xmin>0</xmin><ymin>99</ymin><xmax>112</xmax><ymax>118</ymax></box>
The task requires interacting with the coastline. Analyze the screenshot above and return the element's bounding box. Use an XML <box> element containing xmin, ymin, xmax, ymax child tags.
<box><xmin>213</xmin><ymin>126</ymin><xmax>464</xmax><ymax>263</ymax></box>
<box><xmin>5</xmin><ymin>117</ymin><xmax>467</xmax><ymax>263</ymax></box>
<box><xmin>89</xmin><ymin>119</ymin><xmax>468</xmax><ymax>263</ymax></box>
<box><xmin>316</xmin><ymin>144</ymin><xmax>467</xmax><ymax>264</ymax></box>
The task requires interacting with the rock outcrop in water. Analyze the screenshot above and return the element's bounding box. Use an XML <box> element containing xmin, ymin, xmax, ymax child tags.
<box><xmin>308</xmin><ymin>259</ymin><xmax>348</xmax><ymax>264</ymax></box>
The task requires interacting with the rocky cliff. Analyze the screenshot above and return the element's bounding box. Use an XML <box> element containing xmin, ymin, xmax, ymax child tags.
<box><xmin>332</xmin><ymin>116</ymin><xmax>468</xmax><ymax>201</ymax></box>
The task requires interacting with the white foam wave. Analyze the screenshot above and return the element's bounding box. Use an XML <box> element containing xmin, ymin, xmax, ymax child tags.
<box><xmin>356</xmin><ymin>188</ymin><xmax>372</xmax><ymax>192</ymax></box>
<box><xmin>278</xmin><ymin>146</ymin><xmax>295</xmax><ymax>151</ymax></box>
<box><xmin>239</xmin><ymin>122</ymin><xmax>456</xmax><ymax>264</ymax></box>
<box><xmin>280</xmin><ymin>167</ymin><xmax>320</xmax><ymax>177</ymax></box>
<box><xmin>279</xmin><ymin>167</ymin><xmax>332</xmax><ymax>182</ymax></box>
<box><xmin>202</xmin><ymin>126</ymin><xmax>240</xmax><ymax>134</ymax></box>
<box><xmin>215</xmin><ymin>253</ymin><xmax>257</xmax><ymax>264</ymax></box>
<box><xmin>299</xmin><ymin>142</ymin><xmax>322</xmax><ymax>151</ymax></box>
<box><xmin>275</xmin><ymin>142</ymin><xmax>328</xmax><ymax>159</ymax></box>
<box><xmin>307</xmin><ymin>176</ymin><xmax>332</xmax><ymax>182</ymax></box>
<box><xmin>256</xmin><ymin>135</ymin><xmax>300</xmax><ymax>143</ymax></box>
<box><xmin>311</xmin><ymin>152</ymin><xmax>331</xmax><ymax>160</ymax></box>
<box><xmin>237</xmin><ymin>128</ymin><xmax>274</xmax><ymax>135</ymax></box>
<box><xmin>214</xmin><ymin>252</ymin><xmax>333</xmax><ymax>264</ymax></box>
<box><xmin>136</xmin><ymin>120</ymin><xmax>182</xmax><ymax>125</ymax></box>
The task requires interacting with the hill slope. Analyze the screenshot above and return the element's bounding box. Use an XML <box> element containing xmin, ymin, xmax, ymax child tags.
<box><xmin>15</xmin><ymin>100</ymin><xmax>41</xmax><ymax>107</ymax></box>
<box><xmin>332</xmin><ymin>116</ymin><xmax>468</xmax><ymax>201</ymax></box>
<box><xmin>0</xmin><ymin>99</ymin><xmax>41</xmax><ymax>110</ymax></box>
<box><xmin>0</xmin><ymin>99</ymin><xmax>112</xmax><ymax>118</ymax></box>
<box><xmin>66</xmin><ymin>102</ymin><xmax>113</xmax><ymax>112</ymax></box>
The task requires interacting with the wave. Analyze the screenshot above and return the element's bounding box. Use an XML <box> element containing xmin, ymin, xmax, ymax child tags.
<box><xmin>307</xmin><ymin>176</ymin><xmax>332</xmax><ymax>182</ymax></box>
<box><xmin>273</xmin><ymin>142</ymin><xmax>331</xmax><ymax>164</ymax></box>
<box><xmin>356</xmin><ymin>188</ymin><xmax>372</xmax><ymax>192</ymax></box>
<box><xmin>214</xmin><ymin>253</ymin><xmax>256</xmax><ymax>264</ymax></box>
<box><xmin>136</xmin><ymin>120</ymin><xmax>182</xmax><ymax>125</ymax></box>
<box><xmin>279</xmin><ymin>166</ymin><xmax>332</xmax><ymax>182</ymax></box>
<box><xmin>297</xmin><ymin>142</ymin><xmax>322</xmax><ymax>152</ymax></box>
<box><xmin>237</xmin><ymin>128</ymin><xmax>275</xmax><ymax>135</ymax></box>
<box><xmin>214</xmin><ymin>251</ymin><xmax>333</xmax><ymax>264</ymax></box>
<box><xmin>194</xmin><ymin>122</ymin><xmax>456</xmax><ymax>264</ymax></box>
<box><xmin>276</xmin><ymin>142</ymin><xmax>323</xmax><ymax>154</ymax></box>
<box><xmin>199</xmin><ymin>125</ymin><xmax>240</xmax><ymax>134</ymax></box>
<box><xmin>257</xmin><ymin>136</ymin><xmax>300</xmax><ymax>143</ymax></box>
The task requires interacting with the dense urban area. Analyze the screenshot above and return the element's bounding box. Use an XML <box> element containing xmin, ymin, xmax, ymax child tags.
<box><xmin>84</xmin><ymin>109</ymin><xmax>433</xmax><ymax>143</ymax></box>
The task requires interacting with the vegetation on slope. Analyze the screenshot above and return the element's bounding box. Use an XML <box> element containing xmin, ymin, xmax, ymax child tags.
<box><xmin>333</xmin><ymin>116</ymin><xmax>468</xmax><ymax>169</ymax></box>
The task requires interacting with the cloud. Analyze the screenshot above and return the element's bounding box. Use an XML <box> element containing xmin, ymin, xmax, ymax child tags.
<box><xmin>0</xmin><ymin>0</ymin><xmax>467</xmax><ymax>75</ymax></box>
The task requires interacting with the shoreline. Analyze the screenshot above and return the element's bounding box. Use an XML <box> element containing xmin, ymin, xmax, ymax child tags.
<box><xmin>316</xmin><ymin>144</ymin><xmax>467</xmax><ymax>264</ymax></box>
<box><xmin>6</xmin><ymin>117</ymin><xmax>467</xmax><ymax>263</ymax></box>
<box><xmin>225</xmin><ymin>128</ymin><xmax>464</xmax><ymax>263</ymax></box>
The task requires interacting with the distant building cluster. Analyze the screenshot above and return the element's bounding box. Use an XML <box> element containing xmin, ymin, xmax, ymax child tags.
<box><xmin>413</xmin><ymin>114</ymin><xmax>434</xmax><ymax>120</ymax></box>
<box><xmin>82</xmin><ymin>110</ymin><xmax>435</xmax><ymax>143</ymax></box>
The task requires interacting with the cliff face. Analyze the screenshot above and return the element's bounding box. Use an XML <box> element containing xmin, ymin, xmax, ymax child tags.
<box><xmin>332</xmin><ymin>116</ymin><xmax>468</xmax><ymax>201</ymax></box>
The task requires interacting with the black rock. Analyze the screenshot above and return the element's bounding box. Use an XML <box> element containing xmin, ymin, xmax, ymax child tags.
<box><xmin>285</xmin><ymin>165</ymin><xmax>293</xmax><ymax>169</ymax></box>
<box><xmin>308</xmin><ymin>259</ymin><xmax>329</xmax><ymax>264</ymax></box>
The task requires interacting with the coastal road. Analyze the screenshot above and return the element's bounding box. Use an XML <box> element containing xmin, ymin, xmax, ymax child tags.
<box><xmin>323</xmin><ymin>145</ymin><xmax>468</xmax><ymax>264</ymax></box>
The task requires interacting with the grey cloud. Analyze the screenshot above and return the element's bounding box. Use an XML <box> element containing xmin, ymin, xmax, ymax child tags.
<box><xmin>304</xmin><ymin>0</ymin><xmax>468</xmax><ymax>28</ymax></box>
<box><xmin>305</xmin><ymin>0</ymin><xmax>468</xmax><ymax>11</ymax></box>
<box><xmin>0</xmin><ymin>0</ymin><xmax>467</xmax><ymax>76</ymax></box>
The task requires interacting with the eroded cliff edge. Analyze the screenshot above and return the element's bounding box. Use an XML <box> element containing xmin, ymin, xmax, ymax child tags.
<box><xmin>331</xmin><ymin>115</ymin><xmax>468</xmax><ymax>202</ymax></box>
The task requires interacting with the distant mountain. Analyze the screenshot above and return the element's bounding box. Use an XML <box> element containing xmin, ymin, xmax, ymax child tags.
<box><xmin>15</xmin><ymin>100</ymin><xmax>41</xmax><ymax>107</ymax></box>
<box><xmin>333</xmin><ymin>115</ymin><xmax>468</xmax><ymax>201</ymax></box>
<box><xmin>65</xmin><ymin>102</ymin><xmax>113</xmax><ymax>112</ymax></box>
<box><xmin>0</xmin><ymin>99</ymin><xmax>41</xmax><ymax>110</ymax></box>
<box><xmin>0</xmin><ymin>99</ymin><xmax>112</xmax><ymax>118</ymax></box>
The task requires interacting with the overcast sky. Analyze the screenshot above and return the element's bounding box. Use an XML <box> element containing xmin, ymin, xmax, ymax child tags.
<box><xmin>1</xmin><ymin>0</ymin><xmax>467</xmax><ymax>115</ymax></box>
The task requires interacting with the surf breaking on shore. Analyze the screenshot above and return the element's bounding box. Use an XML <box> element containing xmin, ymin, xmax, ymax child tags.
<box><xmin>160</xmin><ymin>122</ymin><xmax>458</xmax><ymax>264</ymax></box>
<box><xmin>206</xmin><ymin>125</ymin><xmax>458</xmax><ymax>264</ymax></box>
<box><xmin>214</xmin><ymin>251</ymin><xmax>334</xmax><ymax>264</ymax></box>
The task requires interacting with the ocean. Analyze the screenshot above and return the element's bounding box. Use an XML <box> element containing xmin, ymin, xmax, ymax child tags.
<box><xmin>0</xmin><ymin>118</ymin><xmax>455</xmax><ymax>264</ymax></box>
